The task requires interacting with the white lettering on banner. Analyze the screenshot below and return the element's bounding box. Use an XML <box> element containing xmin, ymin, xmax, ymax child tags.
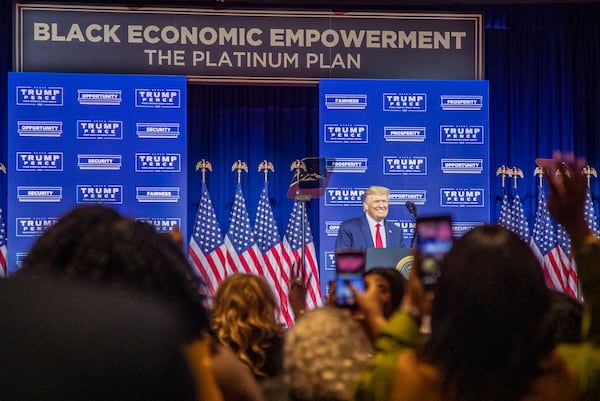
<box><xmin>17</xmin><ymin>186</ymin><xmax>63</xmax><ymax>203</ymax></box>
<box><xmin>18</xmin><ymin>88</ymin><xmax>61</xmax><ymax>98</ymax></box>
<box><xmin>327</xmin><ymin>126</ymin><xmax>366</xmax><ymax>135</ymax></box>
<box><xmin>306</xmin><ymin>53</ymin><xmax>360</xmax><ymax>69</ymax></box>
<box><xmin>19</xmin><ymin>154</ymin><xmax>61</xmax><ymax>163</ymax></box>
<box><xmin>34</xmin><ymin>23</ymin><xmax>467</xmax><ymax>50</ymax></box>
<box><xmin>385</xmin><ymin>94</ymin><xmax>425</xmax><ymax>105</ymax></box>
<box><xmin>325</xmin><ymin>187</ymin><xmax>367</xmax><ymax>205</ymax></box>
<box><xmin>129</xmin><ymin>25</ymin><xmax>264</xmax><ymax>45</ymax></box>
<box><xmin>136</xmin><ymin>91</ymin><xmax>177</xmax><ymax>99</ymax></box>
<box><xmin>79</xmin><ymin>187</ymin><xmax>120</xmax><ymax>195</ymax></box>
<box><xmin>447</xmin><ymin>99</ymin><xmax>477</xmax><ymax>105</ymax></box>
<box><xmin>136</xmin><ymin>187</ymin><xmax>181</xmax><ymax>203</ymax></box>
<box><xmin>139</xmin><ymin>155</ymin><xmax>178</xmax><ymax>163</ymax></box>
<box><xmin>33</xmin><ymin>23</ymin><xmax>121</xmax><ymax>42</ymax></box>
<box><xmin>81</xmin><ymin>93</ymin><xmax>119</xmax><ymax>100</ymax></box>
<box><xmin>28</xmin><ymin>191</ymin><xmax>52</xmax><ymax>196</ymax></box>
<box><xmin>443</xmin><ymin>189</ymin><xmax>481</xmax><ymax>199</ymax></box>
<box><xmin>441</xmin><ymin>188</ymin><xmax>485</xmax><ymax>207</ymax></box>
<box><xmin>79</xmin><ymin>121</ymin><xmax>120</xmax><ymax>131</ymax></box>
<box><xmin>191</xmin><ymin>51</ymin><xmax>301</xmax><ymax>68</ymax></box>
<box><xmin>269</xmin><ymin>28</ymin><xmax>465</xmax><ymax>48</ymax></box>
<box><xmin>16</xmin><ymin>217</ymin><xmax>59</xmax><ymax>236</ymax></box>
<box><xmin>19</xmin><ymin>124</ymin><xmax>60</xmax><ymax>131</ymax></box>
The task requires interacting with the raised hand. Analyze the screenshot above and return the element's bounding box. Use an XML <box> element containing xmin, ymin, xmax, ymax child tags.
<box><xmin>544</xmin><ymin>151</ymin><xmax>590</xmax><ymax>246</ymax></box>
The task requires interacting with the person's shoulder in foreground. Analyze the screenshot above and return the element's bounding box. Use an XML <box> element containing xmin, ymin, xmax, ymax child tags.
<box><xmin>0</xmin><ymin>277</ymin><xmax>197</xmax><ymax>401</ymax></box>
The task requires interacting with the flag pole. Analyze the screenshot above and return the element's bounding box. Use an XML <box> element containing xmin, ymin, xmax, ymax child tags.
<box><xmin>258</xmin><ymin>160</ymin><xmax>274</xmax><ymax>184</ymax></box>
<box><xmin>534</xmin><ymin>166</ymin><xmax>544</xmax><ymax>188</ymax></box>
<box><xmin>496</xmin><ymin>165</ymin><xmax>510</xmax><ymax>193</ymax></box>
<box><xmin>290</xmin><ymin>160</ymin><xmax>309</xmax><ymax>279</ymax></box>
<box><xmin>232</xmin><ymin>160</ymin><xmax>248</xmax><ymax>185</ymax></box>
<box><xmin>196</xmin><ymin>159</ymin><xmax>212</xmax><ymax>183</ymax></box>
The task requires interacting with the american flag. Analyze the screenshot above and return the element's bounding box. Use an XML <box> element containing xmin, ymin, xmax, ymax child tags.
<box><xmin>0</xmin><ymin>208</ymin><xmax>6</xmax><ymax>278</ymax></box>
<box><xmin>254</xmin><ymin>184</ymin><xmax>294</xmax><ymax>327</ymax></box>
<box><xmin>498</xmin><ymin>192</ymin><xmax>513</xmax><ymax>229</ymax></box>
<box><xmin>557</xmin><ymin>224</ymin><xmax>571</xmax><ymax>256</ymax></box>
<box><xmin>552</xmin><ymin>224</ymin><xmax>579</xmax><ymax>298</ymax></box>
<box><xmin>511</xmin><ymin>193</ymin><xmax>530</xmax><ymax>241</ymax></box>
<box><xmin>530</xmin><ymin>189</ymin><xmax>564</xmax><ymax>291</ymax></box>
<box><xmin>531</xmin><ymin>189</ymin><xmax>554</xmax><ymax>255</ymax></box>
<box><xmin>188</xmin><ymin>183</ymin><xmax>227</xmax><ymax>295</ymax></box>
<box><xmin>224</xmin><ymin>184</ymin><xmax>264</xmax><ymax>276</ymax></box>
<box><xmin>283</xmin><ymin>200</ymin><xmax>323</xmax><ymax>311</ymax></box>
<box><xmin>585</xmin><ymin>190</ymin><xmax>599</xmax><ymax>235</ymax></box>
<box><xmin>527</xmin><ymin>187</ymin><xmax>578</xmax><ymax>298</ymax></box>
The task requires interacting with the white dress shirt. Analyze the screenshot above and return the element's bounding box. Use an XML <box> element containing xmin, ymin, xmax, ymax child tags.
<box><xmin>365</xmin><ymin>213</ymin><xmax>387</xmax><ymax>248</ymax></box>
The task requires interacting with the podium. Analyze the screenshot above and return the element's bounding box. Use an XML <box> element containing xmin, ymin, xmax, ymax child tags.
<box><xmin>287</xmin><ymin>157</ymin><xmax>332</xmax><ymax>280</ymax></box>
<box><xmin>365</xmin><ymin>247</ymin><xmax>413</xmax><ymax>279</ymax></box>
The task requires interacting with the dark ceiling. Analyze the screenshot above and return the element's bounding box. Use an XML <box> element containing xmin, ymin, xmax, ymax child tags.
<box><xmin>52</xmin><ymin>0</ymin><xmax>600</xmax><ymax>8</ymax></box>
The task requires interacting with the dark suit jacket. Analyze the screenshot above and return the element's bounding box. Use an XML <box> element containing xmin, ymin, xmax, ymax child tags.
<box><xmin>335</xmin><ymin>215</ymin><xmax>405</xmax><ymax>250</ymax></box>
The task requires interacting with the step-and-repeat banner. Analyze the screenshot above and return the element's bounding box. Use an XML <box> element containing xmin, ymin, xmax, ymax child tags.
<box><xmin>319</xmin><ymin>79</ymin><xmax>490</xmax><ymax>289</ymax></box>
<box><xmin>7</xmin><ymin>72</ymin><xmax>187</xmax><ymax>273</ymax></box>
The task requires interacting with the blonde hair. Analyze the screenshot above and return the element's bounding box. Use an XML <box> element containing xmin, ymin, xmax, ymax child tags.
<box><xmin>363</xmin><ymin>185</ymin><xmax>390</xmax><ymax>203</ymax></box>
<box><xmin>211</xmin><ymin>274</ymin><xmax>284</xmax><ymax>378</ymax></box>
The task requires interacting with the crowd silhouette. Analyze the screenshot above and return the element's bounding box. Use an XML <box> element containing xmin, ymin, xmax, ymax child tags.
<box><xmin>1</xmin><ymin>152</ymin><xmax>599</xmax><ymax>401</ymax></box>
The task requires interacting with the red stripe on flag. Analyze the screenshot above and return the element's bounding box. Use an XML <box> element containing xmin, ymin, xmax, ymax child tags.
<box><xmin>546</xmin><ymin>247</ymin><xmax>566</xmax><ymax>291</ymax></box>
<box><xmin>263</xmin><ymin>247</ymin><xmax>293</xmax><ymax>326</ymax></box>
<box><xmin>246</xmin><ymin>245</ymin><xmax>265</xmax><ymax>276</ymax></box>
<box><xmin>189</xmin><ymin>240</ymin><xmax>225</xmax><ymax>295</ymax></box>
<box><xmin>0</xmin><ymin>245</ymin><xmax>6</xmax><ymax>278</ymax></box>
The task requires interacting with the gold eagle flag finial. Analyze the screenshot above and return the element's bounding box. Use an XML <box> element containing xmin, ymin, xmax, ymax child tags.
<box><xmin>495</xmin><ymin>165</ymin><xmax>511</xmax><ymax>189</ymax></box>
<box><xmin>534</xmin><ymin>166</ymin><xmax>545</xmax><ymax>188</ymax></box>
<box><xmin>290</xmin><ymin>159</ymin><xmax>307</xmax><ymax>192</ymax></box>
<box><xmin>231</xmin><ymin>160</ymin><xmax>248</xmax><ymax>184</ymax></box>
<box><xmin>0</xmin><ymin>163</ymin><xmax>6</xmax><ymax>174</ymax></box>
<box><xmin>258</xmin><ymin>160</ymin><xmax>275</xmax><ymax>182</ymax></box>
<box><xmin>510</xmin><ymin>167</ymin><xmax>524</xmax><ymax>190</ymax></box>
<box><xmin>195</xmin><ymin>159</ymin><xmax>212</xmax><ymax>184</ymax></box>
<box><xmin>583</xmin><ymin>165</ymin><xmax>597</xmax><ymax>188</ymax></box>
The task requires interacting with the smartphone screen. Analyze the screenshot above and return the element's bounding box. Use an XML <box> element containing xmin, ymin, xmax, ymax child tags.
<box><xmin>335</xmin><ymin>250</ymin><xmax>366</xmax><ymax>308</ymax></box>
<box><xmin>415</xmin><ymin>215</ymin><xmax>453</xmax><ymax>289</ymax></box>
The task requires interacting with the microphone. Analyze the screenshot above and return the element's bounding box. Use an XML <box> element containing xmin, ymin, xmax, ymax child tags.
<box><xmin>405</xmin><ymin>201</ymin><xmax>418</xmax><ymax>218</ymax></box>
<box><xmin>405</xmin><ymin>202</ymin><xmax>418</xmax><ymax>248</ymax></box>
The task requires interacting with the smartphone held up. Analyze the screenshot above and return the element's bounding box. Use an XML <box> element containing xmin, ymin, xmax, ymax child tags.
<box><xmin>415</xmin><ymin>215</ymin><xmax>453</xmax><ymax>290</ymax></box>
<box><xmin>335</xmin><ymin>250</ymin><xmax>366</xmax><ymax>308</ymax></box>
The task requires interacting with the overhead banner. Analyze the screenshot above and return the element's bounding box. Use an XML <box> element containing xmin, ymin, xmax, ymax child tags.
<box><xmin>15</xmin><ymin>4</ymin><xmax>483</xmax><ymax>84</ymax></box>
<box><xmin>318</xmin><ymin>79</ymin><xmax>489</xmax><ymax>292</ymax></box>
<box><xmin>7</xmin><ymin>72</ymin><xmax>187</xmax><ymax>274</ymax></box>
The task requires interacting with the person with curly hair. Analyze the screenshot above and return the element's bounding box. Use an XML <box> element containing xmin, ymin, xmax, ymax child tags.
<box><xmin>17</xmin><ymin>205</ymin><xmax>265</xmax><ymax>401</ymax></box>
<box><xmin>18</xmin><ymin>205</ymin><xmax>210</xmax><ymax>339</ymax></box>
<box><xmin>284</xmin><ymin>306</ymin><xmax>373</xmax><ymax>401</ymax></box>
<box><xmin>212</xmin><ymin>273</ymin><xmax>285</xmax><ymax>380</ymax></box>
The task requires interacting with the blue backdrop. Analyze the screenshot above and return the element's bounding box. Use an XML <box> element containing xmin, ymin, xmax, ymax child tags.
<box><xmin>7</xmin><ymin>72</ymin><xmax>187</xmax><ymax>273</ymax></box>
<box><xmin>2</xmin><ymin>3</ymin><xmax>600</xmax><ymax>287</ymax></box>
<box><xmin>318</xmin><ymin>79</ymin><xmax>489</xmax><ymax>287</ymax></box>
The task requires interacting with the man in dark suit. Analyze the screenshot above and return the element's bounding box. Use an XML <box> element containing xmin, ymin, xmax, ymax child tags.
<box><xmin>335</xmin><ymin>185</ymin><xmax>405</xmax><ymax>250</ymax></box>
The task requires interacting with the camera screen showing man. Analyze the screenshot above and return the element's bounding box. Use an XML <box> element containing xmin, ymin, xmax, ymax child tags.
<box><xmin>335</xmin><ymin>185</ymin><xmax>405</xmax><ymax>251</ymax></box>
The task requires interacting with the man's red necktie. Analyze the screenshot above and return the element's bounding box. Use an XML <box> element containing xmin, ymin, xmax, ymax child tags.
<box><xmin>375</xmin><ymin>223</ymin><xmax>383</xmax><ymax>248</ymax></box>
